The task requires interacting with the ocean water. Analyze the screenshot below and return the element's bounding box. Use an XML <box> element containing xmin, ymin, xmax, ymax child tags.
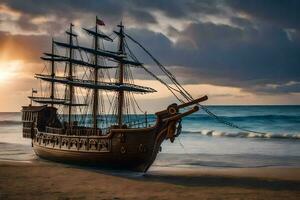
<box><xmin>1</xmin><ymin>106</ymin><xmax>300</xmax><ymax>168</ymax></box>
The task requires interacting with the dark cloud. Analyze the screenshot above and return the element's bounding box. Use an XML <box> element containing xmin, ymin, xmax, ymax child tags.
<box><xmin>245</xmin><ymin>82</ymin><xmax>300</xmax><ymax>94</ymax></box>
<box><xmin>128</xmin><ymin>0</ymin><xmax>224</xmax><ymax>18</ymax></box>
<box><xmin>126</xmin><ymin>21</ymin><xmax>300</xmax><ymax>93</ymax></box>
<box><xmin>1</xmin><ymin>0</ymin><xmax>163</xmax><ymax>33</ymax></box>
<box><xmin>127</xmin><ymin>9</ymin><xmax>157</xmax><ymax>24</ymax></box>
<box><xmin>1</xmin><ymin>0</ymin><xmax>227</xmax><ymax>34</ymax></box>
<box><xmin>1</xmin><ymin>0</ymin><xmax>300</xmax><ymax>95</ymax></box>
<box><xmin>230</xmin><ymin>17</ymin><xmax>254</xmax><ymax>28</ymax></box>
<box><xmin>175</xmin><ymin>22</ymin><xmax>300</xmax><ymax>84</ymax></box>
<box><xmin>226</xmin><ymin>0</ymin><xmax>300</xmax><ymax>30</ymax></box>
<box><xmin>15</xmin><ymin>14</ymin><xmax>39</xmax><ymax>31</ymax></box>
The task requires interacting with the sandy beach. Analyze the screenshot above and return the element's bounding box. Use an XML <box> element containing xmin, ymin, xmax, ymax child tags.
<box><xmin>0</xmin><ymin>160</ymin><xmax>299</xmax><ymax>200</ymax></box>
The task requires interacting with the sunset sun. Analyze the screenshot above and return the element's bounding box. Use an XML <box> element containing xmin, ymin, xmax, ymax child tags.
<box><xmin>0</xmin><ymin>60</ymin><xmax>21</xmax><ymax>82</ymax></box>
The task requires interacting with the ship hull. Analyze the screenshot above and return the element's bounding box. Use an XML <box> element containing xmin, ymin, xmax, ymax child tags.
<box><xmin>22</xmin><ymin>97</ymin><xmax>204</xmax><ymax>172</ymax></box>
<box><xmin>31</xmin><ymin>125</ymin><xmax>167</xmax><ymax>172</ymax></box>
<box><xmin>33</xmin><ymin>144</ymin><xmax>154</xmax><ymax>172</ymax></box>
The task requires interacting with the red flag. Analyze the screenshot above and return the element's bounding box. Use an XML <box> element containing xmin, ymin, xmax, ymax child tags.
<box><xmin>96</xmin><ymin>18</ymin><xmax>105</xmax><ymax>26</ymax></box>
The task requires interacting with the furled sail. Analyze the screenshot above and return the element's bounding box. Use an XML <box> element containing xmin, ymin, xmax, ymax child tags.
<box><xmin>29</xmin><ymin>96</ymin><xmax>87</xmax><ymax>106</ymax></box>
<box><xmin>29</xmin><ymin>97</ymin><xmax>66</xmax><ymax>105</ymax></box>
<box><xmin>82</xmin><ymin>28</ymin><xmax>113</xmax><ymax>42</ymax></box>
<box><xmin>53</xmin><ymin>41</ymin><xmax>142</xmax><ymax>66</ymax></box>
<box><xmin>41</xmin><ymin>54</ymin><xmax>117</xmax><ymax>69</ymax></box>
<box><xmin>35</xmin><ymin>74</ymin><xmax>157</xmax><ymax>93</ymax></box>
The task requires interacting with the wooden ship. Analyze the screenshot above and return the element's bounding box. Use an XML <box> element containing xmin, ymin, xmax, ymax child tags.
<box><xmin>21</xmin><ymin>17</ymin><xmax>208</xmax><ymax>172</ymax></box>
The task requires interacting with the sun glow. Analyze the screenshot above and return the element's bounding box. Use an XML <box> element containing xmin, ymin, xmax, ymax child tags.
<box><xmin>0</xmin><ymin>60</ymin><xmax>22</xmax><ymax>82</ymax></box>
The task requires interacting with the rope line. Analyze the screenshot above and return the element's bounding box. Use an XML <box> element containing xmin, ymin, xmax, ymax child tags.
<box><xmin>125</xmin><ymin>33</ymin><xmax>269</xmax><ymax>135</ymax></box>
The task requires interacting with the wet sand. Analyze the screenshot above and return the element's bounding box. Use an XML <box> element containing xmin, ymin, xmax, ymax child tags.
<box><xmin>0</xmin><ymin>161</ymin><xmax>300</xmax><ymax>200</ymax></box>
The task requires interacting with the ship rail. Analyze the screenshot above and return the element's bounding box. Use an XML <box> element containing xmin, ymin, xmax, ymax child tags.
<box><xmin>65</xmin><ymin>127</ymin><xmax>102</xmax><ymax>136</ymax></box>
<box><xmin>45</xmin><ymin>126</ymin><xmax>102</xmax><ymax>136</ymax></box>
<box><xmin>127</xmin><ymin>119</ymin><xmax>156</xmax><ymax>128</ymax></box>
<box><xmin>46</xmin><ymin>126</ymin><xmax>64</xmax><ymax>134</ymax></box>
<box><xmin>35</xmin><ymin>131</ymin><xmax>111</xmax><ymax>152</ymax></box>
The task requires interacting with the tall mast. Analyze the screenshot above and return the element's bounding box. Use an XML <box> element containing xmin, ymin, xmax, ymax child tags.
<box><xmin>117</xmin><ymin>22</ymin><xmax>125</xmax><ymax>127</ymax></box>
<box><xmin>93</xmin><ymin>16</ymin><xmax>99</xmax><ymax>132</ymax></box>
<box><xmin>50</xmin><ymin>38</ymin><xmax>55</xmax><ymax>107</ymax></box>
<box><xmin>68</xmin><ymin>23</ymin><xmax>74</xmax><ymax>126</ymax></box>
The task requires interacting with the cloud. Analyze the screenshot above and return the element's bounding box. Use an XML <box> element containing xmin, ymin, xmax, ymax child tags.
<box><xmin>0</xmin><ymin>0</ymin><xmax>300</xmax><ymax>96</ymax></box>
<box><xmin>0</xmin><ymin>0</ymin><xmax>162</xmax><ymax>35</ymax></box>
<box><xmin>126</xmin><ymin>20</ymin><xmax>300</xmax><ymax>93</ymax></box>
<box><xmin>226</xmin><ymin>0</ymin><xmax>300</xmax><ymax>30</ymax></box>
<box><xmin>127</xmin><ymin>0</ymin><xmax>224</xmax><ymax>18</ymax></box>
<box><xmin>0</xmin><ymin>31</ymin><xmax>49</xmax><ymax>62</ymax></box>
<box><xmin>245</xmin><ymin>81</ymin><xmax>300</xmax><ymax>94</ymax></box>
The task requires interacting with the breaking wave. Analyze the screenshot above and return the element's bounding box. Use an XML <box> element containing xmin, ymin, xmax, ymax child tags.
<box><xmin>183</xmin><ymin>130</ymin><xmax>300</xmax><ymax>140</ymax></box>
<box><xmin>0</xmin><ymin>120</ymin><xmax>22</xmax><ymax>126</ymax></box>
<box><xmin>186</xmin><ymin>114</ymin><xmax>300</xmax><ymax>123</ymax></box>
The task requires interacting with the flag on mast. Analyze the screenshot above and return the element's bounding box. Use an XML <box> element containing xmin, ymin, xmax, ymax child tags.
<box><xmin>96</xmin><ymin>18</ymin><xmax>105</xmax><ymax>26</ymax></box>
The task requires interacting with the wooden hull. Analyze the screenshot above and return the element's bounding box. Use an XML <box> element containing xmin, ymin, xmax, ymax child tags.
<box><xmin>33</xmin><ymin>144</ymin><xmax>154</xmax><ymax>171</ymax></box>
<box><xmin>22</xmin><ymin>97</ymin><xmax>205</xmax><ymax>172</ymax></box>
<box><xmin>32</xmin><ymin>125</ymin><xmax>167</xmax><ymax>172</ymax></box>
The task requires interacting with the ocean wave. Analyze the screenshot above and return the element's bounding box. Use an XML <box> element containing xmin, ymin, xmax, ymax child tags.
<box><xmin>185</xmin><ymin>114</ymin><xmax>300</xmax><ymax>122</ymax></box>
<box><xmin>183</xmin><ymin>130</ymin><xmax>300</xmax><ymax>140</ymax></box>
<box><xmin>0</xmin><ymin>120</ymin><xmax>22</xmax><ymax>125</ymax></box>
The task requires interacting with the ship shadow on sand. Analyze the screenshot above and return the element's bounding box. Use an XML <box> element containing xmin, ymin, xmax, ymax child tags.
<box><xmin>141</xmin><ymin>172</ymin><xmax>300</xmax><ymax>191</ymax></box>
<box><xmin>3</xmin><ymin>142</ymin><xmax>299</xmax><ymax>192</ymax></box>
<box><xmin>57</xmin><ymin>161</ymin><xmax>300</xmax><ymax>191</ymax></box>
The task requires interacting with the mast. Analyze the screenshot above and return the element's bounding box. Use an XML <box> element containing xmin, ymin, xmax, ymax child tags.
<box><xmin>93</xmin><ymin>16</ymin><xmax>99</xmax><ymax>132</ymax></box>
<box><xmin>35</xmin><ymin>20</ymin><xmax>156</xmax><ymax>128</ymax></box>
<box><xmin>117</xmin><ymin>22</ymin><xmax>125</xmax><ymax>127</ymax></box>
<box><xmin>68</xmin><ymin>23</ymin><xmax>74</xmax><ymax>126</ymax></box>
<box><xmin>50</xmin><ymin>39</ymin><xmax>55</xmax><ymax>107</ymax></box>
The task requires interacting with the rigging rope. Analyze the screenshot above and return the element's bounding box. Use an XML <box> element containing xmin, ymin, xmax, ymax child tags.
<box><xmin>125</xmin><ymin>33</ymin><xmax>269</xmax><ymax>135</ymax></box>
<box><xmin>125</xmin><ymin>34</ymin><xmax>191</xmax><ymax>101</ymax></box>
<box><xmin>124</xmin><ymin>39</ymin><xmax>185</xmax><ymax>103</ymax></box>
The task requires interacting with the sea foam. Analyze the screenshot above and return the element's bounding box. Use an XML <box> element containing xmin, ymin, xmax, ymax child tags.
<box><xmin>183</xmin><ymin>130</ymin><xmax>300</xmax><ymax>140</ymax></box>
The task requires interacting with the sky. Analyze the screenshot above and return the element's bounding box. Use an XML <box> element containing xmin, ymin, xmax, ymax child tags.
<box><xmin>0</xmin><ymin>0</ymin><xmax>300</xmax><ymax>112</ymax></box>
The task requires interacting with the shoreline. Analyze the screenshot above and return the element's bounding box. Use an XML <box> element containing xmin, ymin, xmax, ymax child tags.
<box><xmin>1</xmin><ymin>160</ymin><xmax>299</xmax><ymax>199</ymax></box>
